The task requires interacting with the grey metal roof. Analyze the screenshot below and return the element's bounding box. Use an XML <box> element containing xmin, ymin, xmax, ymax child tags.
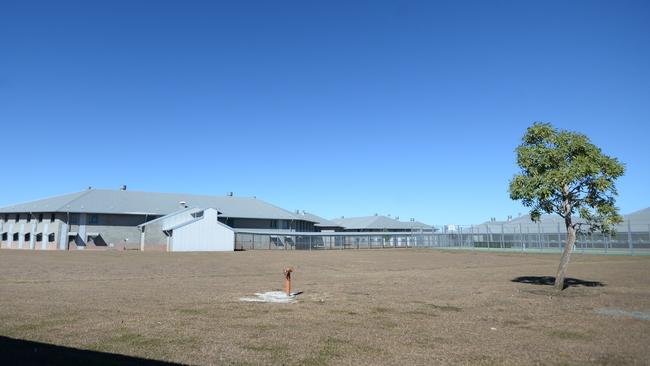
<box><xmin>480</xmin><ymin>207</ymin><xmax>650</xmax><ymax>227</ymax></box>
<box><xmin>0</xmin><ymin>189</ymin><xmax>315</xmax><ymax>222</ymax></box>
<box><xmin>330</xmin><ymin>215</ymin><xmax>431</xmax><ymax>230</ymax></box>
<box><xmin>138</xmin><ymin>207</ymin><xmax>202</xmax><ymax>227</ymax></box>
<box><xmin>625</xmin><ymin>207</ymin><xmax>650</xmax><ymax>224</ymax></box>
<box><xmin>481</xmin><ymin>214</ymin><xmax>571</xmax><ymax>226</ymax></box>
<box><xmin>233</xmin><ymin>229</ymin><xmax>432</xmax><ymax>236</ymax></box>
<box><xmin>293</xmin><ymin>211</ymin><xmax>343</xmax><ymax>227</ymax></box>
<box><xmin>471</xmin><ymin>207</ymin><xmax>650</xmax><ymax>234</ymax></box>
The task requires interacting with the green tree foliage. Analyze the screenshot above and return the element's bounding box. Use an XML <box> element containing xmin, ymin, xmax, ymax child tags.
<box><xmin>509</xmin><ymin>122</ymin><xmax>625</xmax><ymax>289</ymax></box>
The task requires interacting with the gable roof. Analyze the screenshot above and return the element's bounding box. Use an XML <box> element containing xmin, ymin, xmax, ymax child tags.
<box><xmin>330</xmin><ymin>215</ymin><xmax>431</xmax><ymax>230</ymax></box>
<box><xmin>293</xmin><ymin>211</ymin><xmax>342</xmax><ymax>228</ymax></box>
<box><xmin>0</xmin><ymin>189</ymin><xmax>314</xmax><ymax>221</ymax></box>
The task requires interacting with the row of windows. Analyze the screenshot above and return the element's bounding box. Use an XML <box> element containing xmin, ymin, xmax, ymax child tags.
<box><xmin>1</xmin><ymin>213</ymin><xmax>101</xmax><ymax>225</ymax></box>
<box><xmin>1</xmin><ymin>232</ymin><xmax>56</xmax><ymax>242</ymax></box>
<box><xmin>2</xmin><ymin>213</ymin><xmax>56</xmax><ymax>224</ymax></box>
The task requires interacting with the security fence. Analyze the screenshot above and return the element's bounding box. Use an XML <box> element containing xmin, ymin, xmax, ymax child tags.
<box><xmin>234</xmin><ymin>221</ymin><xmax>650</xmax><ymax>255</ymax></box>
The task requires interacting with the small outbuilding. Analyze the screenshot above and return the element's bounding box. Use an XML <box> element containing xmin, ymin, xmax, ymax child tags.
<box><xmin>164</xmin><ymin>208</ymin><xmax>235</xmax><ymax>251</ymax></box>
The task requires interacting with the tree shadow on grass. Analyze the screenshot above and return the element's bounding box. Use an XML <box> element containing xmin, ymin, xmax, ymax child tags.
<box><xmin>0</xmin><ymin>336</ymin><xmax>185</xmax><ymax>366</ymax></box>
<box><xmin>511</xmin><ymin>276</ymin><xmax>605</xmax><ymax>289</ymax></box>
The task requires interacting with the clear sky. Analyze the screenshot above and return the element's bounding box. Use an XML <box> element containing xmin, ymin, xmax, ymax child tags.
<box><xmin>1</xmin><ymin>0</ymin><xmax>648</xmax><ymax>225</ymax></box>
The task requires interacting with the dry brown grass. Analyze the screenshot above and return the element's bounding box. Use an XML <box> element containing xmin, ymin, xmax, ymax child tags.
<box><xmin>0</xmin><ymin>249</ymin><xmax>649</xmax><ymax>365</ymax></box>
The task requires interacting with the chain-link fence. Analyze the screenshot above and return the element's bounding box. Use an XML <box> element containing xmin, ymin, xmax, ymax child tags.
<box><xmin>234</xmin><ymin>220</ymin><xmax>650</xmax><ymax>255</ymax></box>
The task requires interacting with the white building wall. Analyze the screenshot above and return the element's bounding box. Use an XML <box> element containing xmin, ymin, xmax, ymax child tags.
<box><xmin>170</xmin><ymin>209</ymin><xmax>234</xmax><ymax>252</ymax></box>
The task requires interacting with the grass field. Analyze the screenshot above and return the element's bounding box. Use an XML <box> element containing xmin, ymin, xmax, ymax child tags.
<box><xmin>0</xmin><ymin>249</ymin><xmax>649</xmax><ymax>365</ymax></box>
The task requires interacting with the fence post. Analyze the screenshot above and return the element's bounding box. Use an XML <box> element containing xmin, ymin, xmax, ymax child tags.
<box><xmin>627</xmin><ymin>221</ymin><xmax>633</xmax><ymax>255</ymax></box>
<box><xmin>309</xmin><ymin>235</ymin><xmax>312</xmax><ymax>251</ymax></box>
<box><xmin>501</xmin><ymin>224</ymin><xmax>504</xmax><ymax>249</ymax></box>
<box><xmin>557</xmin><ymin>223</ymin><xmax>561</xmax><ymax>250</ymax></box>
<box><xmin>486</xmin><ymin>225</ymin><xmax>491</xmax><ymax>249</ymax></box>
<box><xmin>469</xmin><ymin>225</ymin><xmax>474</xmax><ymax>247</ymax></box>
<box><xmin>524</xmin><ymin>225</ymin><xmax>533</xmax><ymax>250</ymax></box>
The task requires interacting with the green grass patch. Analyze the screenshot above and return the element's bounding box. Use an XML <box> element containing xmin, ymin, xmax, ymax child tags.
<box><xmin>547</xmin><ymin>330</ymin><xmax>591</xmax><ymax>340</ymax></box>
<box><xmin>371</xmin><ymin>307</ymin><xmax>392</xmax><ymax>314</ymax></box>
<box><xmin>106</xmin><ymin>332</ymin><xmax>165</xmax><ymax>348</ymax></box>
<box><xmin>5</xmin><ymin>316</ymin><xmax>79</xmax><ymax>336</ymax></box>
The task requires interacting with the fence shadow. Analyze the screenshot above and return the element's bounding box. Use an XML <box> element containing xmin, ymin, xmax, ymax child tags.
<box><xmin>0</xmin><ymin>335</ymin><xmax>185</xmax><ymax>366</ymax></box>
<box><xmin>511</xmin><ymin>276</ymin><xmax>605</xmax><ymax>289</ymax></box>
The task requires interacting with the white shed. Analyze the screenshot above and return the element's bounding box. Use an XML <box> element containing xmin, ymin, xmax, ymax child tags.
<box><xmin>168</xmin><ymin>208</ymin><xmax>235</xmax><ymax>251</ymax></box>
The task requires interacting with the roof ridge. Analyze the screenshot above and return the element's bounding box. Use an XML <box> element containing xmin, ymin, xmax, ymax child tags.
<box><xmin>55</xmin><ymin>189</ymin><xmax>95</xmax><ymax>212</ymax></box>
<box><xmin>0</xmin><ymin>190</ymin><xmax>88</xmax><ymax>211</ymax></box>
<box><xmin>87</xmin><ymin>188</ymin><xmax>261</xmax><ymax>200</ymax></box>
<box><xmin>259</xmin><ymin>199</ymin><xmax>315</xmax><ymax>222</ymax></box>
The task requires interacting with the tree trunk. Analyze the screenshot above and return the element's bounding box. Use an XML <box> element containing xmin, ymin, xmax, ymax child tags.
<box><xmin>554</xmin><ymin>224</ymin><xmax>576</xmax><ymax>290</ymax></box>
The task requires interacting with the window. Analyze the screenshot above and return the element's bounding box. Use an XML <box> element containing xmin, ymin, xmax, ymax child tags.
<box><xmin>24</xmin><ymin>233</ymin><xmax>30</xmax><ymax>241</ymax></box>
<box><xmin>15</xmin><ymin>214</ymin><xmax>20</xmax><ymax>222</ymax></box>
<box><xmin>50</xmin><ymin>213</ymin><xmax>55</xmax><ymax>223</ymax></box>
<box><xmin>1</xmin><ymin>233</ymin><xmax>6</xmax><ymax>241</ymax></box>
<box><xmin>89</xmin><ymin>215</ymin><xmax>99</xmax><ymax>224</ymax></box>
<box><xmin>36</xmin><ymin>233</ymin><xmax>43</xmax><ymax>242</ymax></box>
<box><xmin>13</xmin><ymin>233</ymin><xmax>18</xmax><ymax>241</ymax></box>
<box><xmin>38</xmin><ymin>213</ymin><xmax>43</xmax><ymax>223</ymax></box>
<box><xmin>48</xmin><ymin>233</ymin><xmax>55</xmax><ymax>242</ymax></box>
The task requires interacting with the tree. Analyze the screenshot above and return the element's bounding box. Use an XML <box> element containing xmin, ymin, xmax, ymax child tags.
<box><xmin>509</xmin><ymin>122</ymin><xmax>625</xmax><ymax>290</ymax></box>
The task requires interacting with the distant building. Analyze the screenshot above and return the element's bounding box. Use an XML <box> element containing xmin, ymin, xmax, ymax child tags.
<box><xmin>0</xmin><ymin>189</ymin><xmax>319</xmax><ymax>251</ymax></box>
<box><xmin>292</xmin><ymin>211</ymin><xmax>344</xmax><ymax>232</ymax></box>
<box><xmin>330</xmin><ymin>215</ymin><xmax>432</xmax><ymax>232</ymax></box>
<box><xmin>0</xmin><ymin>189</ymin><xmax>432</xmax><ymax>252</ymax></box>
<box><xmin>471</xmin><ymin>207</ymin><xmax>650</xmax><ymax>233</ymax></box>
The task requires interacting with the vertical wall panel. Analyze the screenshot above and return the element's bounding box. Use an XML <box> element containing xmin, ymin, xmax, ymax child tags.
<box><xmin>18</xmin><ymin>223</ymin><xmax>25</xmax><ymax>249</ymax></box>
<box><xmin>29</xmin><ymin>222</ymin><xmax>36</xmax><ymax>250</ymax></box>
<box><xmin>59</xmin><ymin>223</ymin><xmax>68</xmax><ymax>250</ymax></box>
<box><xmin>7</xmin><ymin>223</ymin><xmax>14</xmax><ymax>249</ymax></box>
<box><xmin>42</xmin><ymin>223</ymin><xmax>49</xmax><ymax>250</ymax></box>
<box><xmin>78</xmin><ymin>213</ymin><xmax>87</xmax><ymax>249</ymax></box>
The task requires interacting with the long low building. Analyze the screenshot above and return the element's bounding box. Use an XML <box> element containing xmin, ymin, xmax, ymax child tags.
<box><xmin>0</xmin><ymin>188</ymin><xmax>433</xmax><ymax>252</ymax></box>
<box><xmin>331</xmin><ymin>215</ymin><xmax>432</xmax><ymax>232</ymax></box>
<box><xmin>0</xmin><ymin>188</ymin><xmax>320</xmax><ymax>251</ymax></box>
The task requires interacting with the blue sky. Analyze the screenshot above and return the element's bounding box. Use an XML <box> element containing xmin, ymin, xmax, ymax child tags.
<box><xmin>0</xmin><ymin>0</ymin><xmax>648</xmax><ymax>225</ymax></box>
